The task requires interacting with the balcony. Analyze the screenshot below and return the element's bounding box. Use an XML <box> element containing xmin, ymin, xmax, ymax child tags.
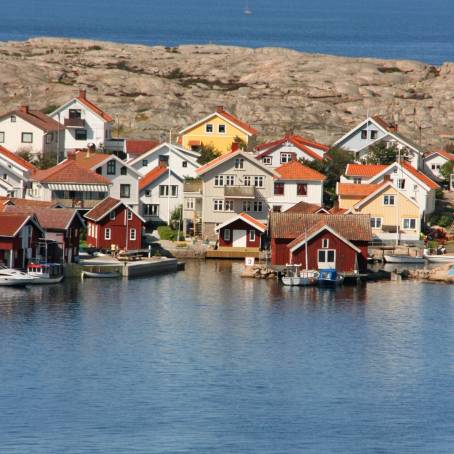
<box><xmin>64</xmin><ymin>118</ymin><xmax>85</xmax><ymax>128</ymax></box>
<box><xmin>51</xmin><ymin>198</ymin><xmax>103</xmax><ymax>209</ymax></box>
<box><xmin>224</xmin><ymin>186</ymin><xmax>256</xmax><ymax>199</ymax></box>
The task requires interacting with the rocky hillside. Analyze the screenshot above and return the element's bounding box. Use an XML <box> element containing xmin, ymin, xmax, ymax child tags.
<box><xmin>1</xmin><ymin>37</ymin><xmax>454</xmax><ymax>149</ymax></box>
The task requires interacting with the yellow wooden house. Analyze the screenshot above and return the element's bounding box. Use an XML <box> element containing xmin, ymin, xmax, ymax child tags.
<box><xmin>178</xmin><ymin>106</ymin><xmax>258</xmax><ymax>154</ymax></box>
<box><xmin>337</xmin><ymin>181</ymin><xmax>421</xmax><ymax>242</ymax></box>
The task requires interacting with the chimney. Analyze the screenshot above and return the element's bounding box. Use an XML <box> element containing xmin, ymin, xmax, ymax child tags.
<box><xmin>231</xmin><ymin>142</ymin><xmax>240</xmax><ymax>153</ymax></box>
<box><xmin>384</xmin><ymin>174</ymin><xmax>391</xmax><ymax>182</ymax></box>
<box><xmin>67</xmin><ymin>151</ymin><xmax>76</xmax><ymax>160</ymax></box>
<box><xmin>215</xmin><ymin>105</ymin><xmax>224</xmax><ymax>113</ymax></box>
<box><xmin>79</xmin><ymin>89</ymin><xmax>87</xmax><ymax>100</ymax></box>
<box><xmin>388</xmin><ymin>122</ymin><xmax>398</xmax><ymax>133</ymax></box>
<box><xmin>19</xmin><ymin>105</ymin><xmax>29</xmax><ymax>114</ymax></box>
<box><xmin>86</xmin><ymin>143</ymin><xmax>96</xmax><ymax>158</ymax></box>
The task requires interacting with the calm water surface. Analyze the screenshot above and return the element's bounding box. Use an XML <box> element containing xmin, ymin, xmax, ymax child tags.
<box><xmin>0</xmin><ymin>260</ymin><xmax>453</xmax><ymax>453</ymax></box>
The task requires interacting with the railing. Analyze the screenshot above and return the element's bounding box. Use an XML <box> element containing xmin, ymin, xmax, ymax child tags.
<box><xmin>64</xmin><ymin>118</ymin><xmax>85</xmax><ymax>128</ymax></box>
<box><xmin>224</xmin><ymin>186</ymin><xmax>256</xmax><ymax>198</ymax></box>
<box><xmin>51</xmin><ymin>198</ymin><xmax>103</xmax><ymax>209</ymax></box>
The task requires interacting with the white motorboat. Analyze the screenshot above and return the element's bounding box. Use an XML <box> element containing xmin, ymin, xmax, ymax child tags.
<box><xmin>281</xmin><ymin>264</ymin><xmax>319</xmax><ymax>286</ymax></box>
<box><xmin>27</xmin><ymin>263</ymin><xmax>64</xmax><ymax>284</ymax></box>
<box><xmin>82</xmin><ymin>270</ymin><xmax>121</xmax><ymax>278</ymax></box>
<box><xmin>0</xmin><ymin>266</ymin><xmax>38</xmax><ymax>286</ymax></box>
<box><xmin>384</xmin><ymin>254</ymin><xmax>425</xmax><ymax>264</ymax></box>
<box><xmin>423</xmin><ymin>253</ymin><xmax>454</xmax><ymax>263</ymax></box>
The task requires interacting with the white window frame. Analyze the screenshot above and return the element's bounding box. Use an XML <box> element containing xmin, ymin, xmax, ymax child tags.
<box><xmin>361</xmin><ymin>130</ymin><xmax>367</xmax><ymax>140</ymax></box>
<box><xmin>218</xmin><ymin>124</ymin><xmax>226</xmax><ymax>134</ymax></box>
<box><xmin>318</xmin><ymin>249</ymin><xmax>336</xmax><ymax>267</ymax></box>
<box><xmin>353</xmin><ymin>177</ymin><xmax>362</xmax><ymax>184</ymax></box>
<box><xmin>253</xmin><ymin>201</ymin><xmax>263</xmax><ymax>212</ymax></box>
<box><xmin>370</xmin><ymin>217</ymin><xmax>382</xmax><ymax>229</ymax></box>
<box><xmin>104</xmin><ymin>228</ymin><xmax>111</xmax><ymax>240</ymax></box>
<box><xmin>225</xmin><ymin>175</ymin><xmax>235</xmax><ymax>186</ymax></box>
<box><xmin>223</xmin><ymin>228</ymin><xmax>231</xmax><ymax>241</ymax></box>
<box><xmin>224</xmin><ymin>200</ymin><xmax>234</xmax><ymax>212</ymax></box>
<box><xmin>253</xmin><ymin>176</ymin><xmax>264</xmax><ymax>188</ymax></box>
<box><xmin>322</xmin><ymin>238</ymin><xmax>329</xmax><ymax>248</ymax></box>
<box><xmin>234</xmin><ymin>158</ymin><xmax>244</xmax><ymax>169</ymax></box>
<box><xmin>263</xmin><ymin>157</ymin><xmax>272</xmax><ymax>165</ymax></box>
<box><xmin>205</xmin><ymin>124</ymin><xmax>213</xmax><ymax>133</ymax></box>
<box><xmin>127</xmin><ymin>210</ymin><xmax>133</xmax><ymax>220</ymax></box>
<box><xmin>213</xmin><ymin>199</ymin><xmax>224</xmax><ymax>211</ymax></box>
<box><xmin>244</xmin><ymin>176</ymin><xmax>251</xmax><ymax>186</ymax></box>
<box><xmin>185</xmin><ymin>198</ymin><xmax>195</xmax><ymax>210</ymax></box>
<box><xmin>214</xmin><ymin>175</ymin><xmax>224</xmax><ymax>187</ymax></box>
<box><xmin>280</xmin><ymin>153</ymin><xmax>292</xmax><ymax>164</ymax></box>
<box><xmin>402</xmin><ymin>218</ymin><xmax>417</xmax><ymax>230</ymax></box>
<box><xmin>145</xmin><ymin>190</ymin><xmax>151</xmax><ymax>197</ymax></box>
<box><xmin>243</xmin><ymin>201</ymin><xmax>251</xmax><ymax>212</ymax></box>
<box><xmin>383</xmin><ymin>195</ymin><xmax>395</xmax><ymax>206</ymax></box>
<box><xmin>397</xmin><ymin>178</ymin><xmax>406</xmax><ymax>189</ymax></box>
<box><xmin>130</xmin><ymin>228</ymin><xmax>136</xmax><ymax>241</ymax></box>
<box><xmin>109</xmin><ymin>211</ymin><xmax>116</xmax><ymax>220</ymax></box>
<box><xmin>249</xmin><ymin>230</ymin><xmax>256</xmax><ymax>242</ymax></box>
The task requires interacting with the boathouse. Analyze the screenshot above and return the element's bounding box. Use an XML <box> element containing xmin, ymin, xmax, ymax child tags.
<box><xmin>269</xmin><ymin>212</ymin><xmax>372</xmax><ymax>273</ymax></box>
<box><xmin>215</xmin><ymin>212</ymin><xmax>266</xmax><ymax>249</ymax></box>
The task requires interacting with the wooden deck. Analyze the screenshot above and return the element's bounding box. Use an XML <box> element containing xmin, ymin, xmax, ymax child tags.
<box><xmin>206</xmin><ymin>247</ymin><xmax>261</xmax><ymax>259</ymax></box>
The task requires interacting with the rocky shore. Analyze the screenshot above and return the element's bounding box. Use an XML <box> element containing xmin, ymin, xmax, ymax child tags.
<box><xmin>1</xmin><ymin>37</ymin><xmax>454</xmax><ymax>147</ymax></box>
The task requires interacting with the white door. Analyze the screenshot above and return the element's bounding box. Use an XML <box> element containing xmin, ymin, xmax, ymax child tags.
<box><xmin>232</xmin><ymin>229</ymin><xmax>247</xmax><ymax>247</ymax></box>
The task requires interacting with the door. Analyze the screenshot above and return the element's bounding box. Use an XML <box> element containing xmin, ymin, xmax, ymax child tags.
<box><xmin>232</xmin><ymin>229</ymin><xmax>247</xmax><ymax>247</ymax></box>
<box><xmin>317</xmin><ymin>249</ymin><xmax>336</xmax><ymax>269</ymax></box>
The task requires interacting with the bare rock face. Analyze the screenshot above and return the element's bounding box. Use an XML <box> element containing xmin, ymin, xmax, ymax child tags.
<box><xmin>0</xmin><ymin>37</ymin><xmax>452</xmax><ymax>147</ymax></box>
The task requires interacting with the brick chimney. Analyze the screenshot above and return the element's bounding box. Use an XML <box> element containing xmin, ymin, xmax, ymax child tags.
<box><xmin>19</xmin><ymin>105</ymin><xmax>29</xmax><ymax>114</ymax></box>
<box><xmin>388</xmin><ymin>122</ymin><xmax>398</xmax><ymax>133</ymax></box>
<box><xmin>384</xmin><ymin>174</ymin><xmax>391</xmax><ymax>182</ymax></box>
<box><xmin>79</xmin><ymin>89</ymin><xmax>87</xmax><ymax>100</ymax></box>
<box><xmin>215</xmin><ymin>105</ymin><xmax>224</xmax><ymax>113</ymax></box>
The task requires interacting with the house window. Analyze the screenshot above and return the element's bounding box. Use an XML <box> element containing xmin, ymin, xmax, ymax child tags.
<box><xmin>263</xmin><ymin>157</ymin><xmax>272</xmax><ymax>165</ymax></box>
<box><xmin>182</xmin><ymin>161</ymin><xmax>188</xmax><ymax>168</ymax></box>
<box><xmin>10</xmin><ymin>115</ymin><xmax>16</xmax><ymax>123</ymax></box>
<box><xmin>361</xmin><ymin>130</ymin><xmax>367</xmax><ymax>140</ymax></box>
<box><xmin>253</xmin><ymin>201</ymin><xmax>263</xmax><ymax>212</ymax></box>
<box><xmin>225</xmin><ymin>175</ymin><xmax>235</xmax><ymax>186</ymax></box>
<box><xmin>225</xmin><ymin>200</ymin><xmax>234</xmax><ymax>211</ymax></box>
<box><xmin>130</xmin><ymin>228</ymin><xmax>136</xmax><ymax>241</ymax></box>
<box><xmin>403</xmin><ymin>218</ymin><xmax>417</xmax><ymax>229</ymax></box>
<box><xmin>218</xmin><ymin>124</ymin><xmax>226</xmax><ymax>134</ymax></box>
<box><xmin>370</xmin><ymin>130</ymin><xmax>378</xmax><ymax>140</ymax></box>
<box><xmin>214</xmin><ymin>175</ymin><xmax>224</xmax><ymax>187</ymax></box>
<box><xmin>431</xmin><ymin>164</ymin><xmax>436</xmax><ymax>170</ymax></box>
<box><xmin>159</xmin><ymin>185</ymin><xmax>168</xmax><ymax>196</ymax></box>
<box><xmin>383</xmin><ymin>195</ymin><xmax>395</xmax><ymax>205</ymax></box>
<box><xmin>69</xmin><ymin>109</ymin><xmax>81</xmax><ymax>119</ymax></box>
<box><xmin>171</xmin><ymin>185</ymin><xmax>178</xmax><ymax>197</ymax></box>
<box><xmin>254</xmin><ymin>176</ymin><xmax>264</xmax><ymax>188</ymax></box>
<box><xmin>107</xmin><ymin>160</ymin><xmax>116</xmax><ymax>175</ymax></box>
<box><xmin>243</xmin><ymin>201</ymin><xmax>251</xmax><ymax>212</ymax></box>
<box><xmin>318</xmin><ymin>249</ymin><xmax>335</xmax><ymax>265</ymax></box>
<box><xmin>120</xmin><ymin>167</ymin><xmax>127</xmax><ymax>175</ymax></box>
<box><xmin>0</xmin><ymin>132</ymin><xmax>4</xmax><ymax>143</ymax></box>
<box><xmin>75</xmin><ymin>129</ymin><xmax>87</xmax><ymax>140</ymax></box>
<box><xmin>185</xmin><ymin>198</ymin><xmax>195</xmax><ymax>210</ymax></box>
<box><xmin>272</xmin><ymin>205</ymin><xmax>281</xmax><ymax>212</ymax></box>
<box><xmin>109</xmin><ymin>211</ymin><xmax>116</xmax><ymax>220</ymax></box>
<box><xmin>244</xmin><ymin>176</ymin><xmax>251</xmax><ymax>186</ymax></box>
<box><xmin>104</xmin><ymin>228</ymin><xmax>111</xmax><ymax>240</ymax></box>
<box><xmin>274</xmin><ymin>182</ymin><xmax>284</xmax><ymax>195</ymax></box>
<box><xmin>353</xmin><ymin>177</ymin><xmax>362</xmax><ymax>184</ymax></box>
<box><xmin>145</xmin><ymin>190</ymin><xmax>151</xmax><ymax>197</ymax></box>
<box><xmin>142</xmin><ymin>159</ymin><xmax>148</xmax><ymax>167</ymax></box>
<box><xmin>21</xmin><ymin>132</ymin><xmax>33</xmax><ymax>143</ymax></box>
<box><xmin>297</xmin><ymin>184</ymin><xmax>307</xmax><ymax>196</ymax></box>
<box><xmin>223</xmin><ymin>228</ymin><xmax>231</xmax><ymax>241</ymax></box>
<box><xmin>96</xmin><ymin>167</ymin><xmax>102</xmax><ymax>175</ymax></box>
<box><xmin>144</xmin><ymin>204</ymin><xmax>159</xmax><ymax>216</ymax></box>
<box><xmin>213</xmin><ymin>199</ymin><xmax>224</xmax><ymax>211</ymax></box>
<box><xmin>249</xmin><ymin>230</ymin><xmax>256</xmax><ymax>242</ymax></box>
<box><xmin>280</xmin><ymin>153</ymin><xmax>292</xmax><ymax>164</ymax></box>
<box><xmin>398</xmin><ymin>178</ymin><xmax>406</xmax><ymax>189</ymax></box>
<box><xmin>158</xmin><ymin>155</ymin><xmax>169</xmax><ymax>167</ymax></box>
<box><xmin>235</xmin><ymin>158</ymin><xmax>244</xmax><ymax>169</ymax></box>
<box><xmin>120</xmin><ymin>184</ymin><xmax>130</xmax><ymax>198</ymax></box>
<box><xmin>322</xmin><ymin>239</ymin><xmax>329</xmax><ymax>248</ymax></box>
<box><xmin>370</xmin><ymin>217</ymin><xmax>382</xmax><ymax>229</ymax></box>
<box><xmin>127</xmin><ymin>210</ymin><xmax>133</xmax><ymax>220</ymax></box>
<box><xmin>205</xmin><ymin>124</ymin><xmax>213</xmax><ymax>133</ymax></box>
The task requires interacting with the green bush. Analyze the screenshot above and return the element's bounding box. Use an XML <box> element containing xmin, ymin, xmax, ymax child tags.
<box><xmin>157</xmin><ymin>226</ymin><xmax>184</xmax><ymax>241</ymax></box>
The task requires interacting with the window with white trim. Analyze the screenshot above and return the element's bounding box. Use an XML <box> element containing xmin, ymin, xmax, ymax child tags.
<box><xmin>127</xmin><ymin>210</ymin><xmax>133</xmax><ymax>220</ymax></box>
<box><xmin>223</xmin><ymin>228</ymin><xmax>231</xmax><ymax>241</ymax></box>
<box><xmin>249</xmin><ymin>230</ymin><xmax>256</xmax><ymax>242</ymax></box>
<box><xmin>104</xmin><ymin>228</ymin><xmax>111</xmax><ymax>240</ymax></box>
<box><xmin>225</xmin><ymin>200</ymin><xmax>234</xmax><ymax>211</ymax></box>
<box><xmin>205</xmin><ymin>124</ymin><xmax>213</xmax><ymax>133</ymax></box>
<box><xmin>402</xmin><ymin>218</ymin><xmax>417</xmax><ymax>229</ymax></box>
<box><xmin>219</xmin><ymin>124</ymin><xmax>226</xmax><ymax>134</ymax></box>
<box><xmin>225</xmin><ymin>175</ymin><xmax>235</xmax><ymax>186</ymax></box>
<box><xmin>318</xmin><ymin>249</ymin><xmax>335</xmax><ymax>264</ymax></box>
<box><xmin>263</xmin><ymin>157</ymin><xmax>272</xmax><ymax>165</ymax></box>
<box><xmin>383</xmin><ymin>195</ymin><xmax>395</xmax><ymax>205</ymax></box>
<box><xmin>361</xmin><ymin>130</ymin><xmax>367</xmax><ymax>140</ymax></box>
<box><xmin>370</xmin><ymin>130</ymin><xmax>378</xmax><ymax>140</ymax></box>
<box><xmin>370</xmin><ymin>217</ymin><xmax>382</xmax><ymax>229</ymax></box>
<box><xmin>280</xmin><ymin>153</ymin><xmax>292</xmax><ymax>164</ymax></box>
<box><xmin>130</xmin><ymin>228</ymin><xmax>136</xmax><ymax>241</ymax></box>
<box><xmin>185</xmin><ymin>198</ymin><xmax>195</xmax><ymax>210</ymax></box>
<box><xmin>244</xmin><ymin>176</ymin><xmax>251</xmax><ymax>186</ymax></box>
<box><xmin>145</xmin><ymin>190</ymin><xmax>151</xmax><ymax>197</ymax></box>
<box><xmin>109</xmin><ymin>211</ymin><xmax>116</xmax><ymax>220</ymax></box>
<box><xmin>253</xmin><ymin>176</ymin><xmax>264</xmax><ymax>188</ymax></box>
<box><xmin>397</xmin><ymin>178</ymin><xmax>406</xmax><ymax>189</ymax></box>
<box><xmin>144</xmin><ymin>204</ymin><xmax>159</xmax><ymax>216</ymax></box>
<box><xmin>322</xmin><ymin>238</ymin><xmax>329</xmax><ymax>248</ymax></box>
<box><xmin>353</xmin><ymin>177</ymin><xmax>362</xmax><ymax>184</ymax></box>
<box><xmin>234</xmin><ymin>158</ymin><xmax>244</xmax><ymax>169</ymax></box>
<box><xmin>253</xmin><ymin>201</ymin><xmax>263</xmax><ymax>212</ymax></box>
<box><xmin>214</xmin><ymin>175</ymin><xmax>224</xmax><ymax>187</ymax></box>
<box><xmin>213</xmin><ymin>200</ymin><xmax>224</xmax><ymax>211</ymax></box>
<box><xmin>243</xmin><ymin>201</ymin><xmax>251</xmax><ymax>212</ymax></box>
<box><xmin>142</xmin><ymin>159</ymin><xmax>148</xmax><ymax>167</ymax></box>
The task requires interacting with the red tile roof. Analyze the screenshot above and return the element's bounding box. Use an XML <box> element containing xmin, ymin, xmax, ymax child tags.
<box><xmin>238</xmin><ymin>212</ymin><xmax>266</xmax><ymax>232</ymax></box>
<box><xmin>345</xmin><ymin>163</ymin><xmax>388</xmax><ymax>178</ymax></box>
<box><xmin>269</xmin><ymin>212</ymin><xmax>372</xmax><ymax>241</ymax></box>
<box><xmin>139</xmin><ymin>166</ymin><xmax>168</xmax><ymax>190</ymax></box>
<box><xmin>4</xmin><ymin>108</ymin><xmax>63</xmax><ymax>132</ymax></box>
<box><xmin>286</xmin><ymin>220</ymin><xmax>328</xmax><ymax>250</ymax></box>
<box><xmin>77</xmin><ymin>95</ymin><xmax>113</xmax><ymax>122</ymax></box>
<box><xmin>401</xmin><ymin>161</ymin><xmax>439</xmax><ymax>190</ymax></box>
<box><xmin>126</xmin><ymin>140</ymin><xmax>160</xmax><ymax>156</ymax></box>
<box><xmin>0</xmin><ymin>213</ymin><xmax>35</xmax><ymax>237</ymax></box>
<box><xmin>73</xmin><ymin>151</ymin><xmax>111</xmax><ymax>169</ymax></box>
<box><xmin>337</xmin><ymin>183</ymin><xmax>385</xmax><ymax>198</ymax></box>
<box><xmin>32</xmin><ymin>159</ymin><xmax>112</xmax><ymax>185</ymax></box>
<box><xmin>276</xmin><ymin>160</ymin><xmax>326</xmax><ymax>181</ymax></box>
<box><xmin>285</xmin><ymin>201</ymin><xmax>324</xmax><ymax>214</ymax></box>
<box><xmin>0</xmin><ymin>146</ymin><xmax>36</xmax><ymax>171</ymax></box>
<box><xmin>293</xmin><ymin>136</ymin><xmax>330</xmax><ymax>152</ymax></box>
<box><xmin>84</xmin><ymin>197</ymin><xmax>121</xmax><ymax>222</ymax></box>
<box><xmin>216</xmin><ymin>106</ymin><xmax>258</xmax><ymax>135</ymax></box>
<box><xmin>372</xmin><ymin>115</ymin><xmax>392</xmax><ymax>131</ymax></box>
<box><xmin>255</xmin><ymin>135</ymin><xmax>327</xmax><ymax>161</ymax></box>
<box><xmin>0</xmin><ymin>197</ymin><xmax>57</xmax><ymax>209</ymax></box>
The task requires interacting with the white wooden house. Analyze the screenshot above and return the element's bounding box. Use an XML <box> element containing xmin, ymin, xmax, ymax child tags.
<box><xmin>0</xmin><ymin>146</ymin><xmax>36</xmax><ymax>198</ymax></box>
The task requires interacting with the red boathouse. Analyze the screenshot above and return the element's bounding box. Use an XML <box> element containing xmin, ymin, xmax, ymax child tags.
<box><xmin>215</xmin><ymin>212</ymin><xmax>266</xmax><ymax>249</ymax></box>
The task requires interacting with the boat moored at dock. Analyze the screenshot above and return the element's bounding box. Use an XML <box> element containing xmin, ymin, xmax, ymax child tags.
<box><xmin>384</xmin><ymin>254</ymin><xmax>425</xmax><ymax>264</ymax></box>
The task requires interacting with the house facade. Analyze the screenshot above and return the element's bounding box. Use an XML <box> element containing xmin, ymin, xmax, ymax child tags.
<box><xmin>333</xmin><ymin>116</ymin><xmax>423</xmax><ymax>169</ymax></box>
<box><xmin>269</xmin><ymin>212</ymin><xmax>372</xmax><ymax>273</ymax></box>
<box><xmin>215</xmin><ymin>213</ymin><xmax>266</xmax><ymax>249</ymax></box>
<box><xmin>0</xmin><ymin>146</ymin><xmax>36</xmax><ymax>198</ymax></box>
<box><xmin>85</xmin><ymin>197</ymin><xmax>144</xmax><ymax>251</ymax></box>
<box><xmin>0</xmin><ymin>106</ymin><xmax>64</xmax><ymax>158</ymax></box>
<box><xmin>50</xmin><ymin>90</ymin><xmax>114</xmax><ymax>152</ymax></box>
<box><xmin>178</xmin><ymin>106</ymin><xmax>258</xmax><ymax>154</ymax></box>
<box><xmin>423</xmin><ymin>150</ymin><xmax>454</xmax><ymax>184</ymax></box>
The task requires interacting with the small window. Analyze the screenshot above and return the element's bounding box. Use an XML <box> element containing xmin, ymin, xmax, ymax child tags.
<box><xmin>322</xmin><ymin>239</ymin><xmax>329</xmax><ymax>248</ymax></box>
<box><xmin>96</xmin><ymin>167</ymin><xmax>102</xmax><ymax>175</ymax></box>
<box><xmin>218</xmin><ymin>124</ymin><xmax>226</xmax><ymax>134</ymax></box>
<box><xmin>249</xmin><ymin>230</ymin><xmax>256</xmax><ymax>242</ymax></box>
<box><xmin>244</xmin><ymin>176</ymin><xmax>251</xmax><ymax>186</ymax></box>
<box><xmin>104</xmin><ymin>228</ymin><xmax>111</xmax><ymax>240</ymax></box>
<box><xmin>107</xmin><ymin>160</ymin><xmax>116</xmax><ymax>175</ymax></box>
<box><xmin>142</xmin><ymin>159</ymin><xmax>148</xmax><ymax>167</ymax></box>
<box><xmin>353</xmin><ymin>177</ymin><xmax>362</xmax><ymax>184</ymax></box>
<box><xmin>370</xmin><ymin>217</ymin><xmax>382</xmax><ymax>229</ymax></box>
<box><xmin>120</xmin><ymin>184</ymin><xmax>130</xmax><ymax>198</ymax></box>
<box><xmin>398</xmin><ymin>178</ymin><xmax>405</xmax><ymax>189</ymax></box>
<box><xmin>243</xmin><ymin>201</ymin><xmax>251</xmax><ymax>212</ymax></box>
<box><xmin>75</xmin><ymin>129</ymin><xmax>87</xmax><ymax>141</ymax></box>
<box><xmin>254</xmin><ymin>176</ymin><xmax>264</xmax><ymax>188</ymax></box>
<box><xmin>361</xmin><ymin>130</ymin><xmax>367</xmax><ymax>140</ymax></box>
<box><xmin>214</xmin><ymin>175</ymin><xmax>224</xmax><ymax>187</ymax></box>
<box><xmin>69</xmin><ymin>109</ymin><xmax>81</xmax><ymax>119</ymax></box>
<box><xmin>274</xmin><ymin>182</ymin><xmax>284</xmax><ymax>195</ymax></box>
<box><xmin>186</xmin><ymin>198</ymin><xmax>195</xmax><ymax>210</ymax></box>
<box><xmin>182</xmin><ymin>161</ymin><xmax>188</xmax><ymax>168</ymax></box>
<box><xmin>384</xmin><ymin>195</ymin><xmax>395</xmax><ymax>205</ymax></box>
<box><xmin>225</xmin><ymin>200</ymin><xmax>234</xmax><ymax>211</ymax></box>
<box><xmin>225</xmin><ymin>175</ymin><xmax>235</xmax><ymax>186</ymax></box>
<box><xmin>120</xmin><ymin>166</ymin><xmax>127</xmax><ymax>175</ymax></box>
<box><xmin>235</xmin><ymin>158</ymin><xmax>244</xmax><ymax>169</ymax></box>
<box><xmin>223</xmin><ymin>228</ymin><xmax>231</xmax><ymax>241</ymax></box>
<box><xmin>130</xmin><ymin>228</ymin><xmax>136</xmax><ymax>241</ymax></box>
<box><xmin>171</xmin><ymin>185</ymin><xmax>178</xmax><ymax>197</ymax></box>
<box><xmin>431</xmin><ymin>164</ymin><xmax>436</xmax><ymax>170</ymax></box>
<box><xmin>263</xmin><ymin>157</ymin><xmax>272</xmax><ymax>165</ymax></box>
<box><xmin>370</xmin><ymin>130</ymin><xmax>378</xmax><ymax>140</ymax></box>
<box><xmin>127</xmin><ymin>210</ymin><xmax>133</xmax><ymax>220</ymax></box>
<box><xmin>109</xmin><ymin>211</ymin><xmax>116</xmax><ymax>220</ymax></box>
<box><xmin>297</xmin><ymin>184</ymin><xmax>307</xmax><ymax>196</ymax></box>
<box><xmin>159</xmin><ymin>185</ymin><xmax>168</xmax><ymax>196</ymax></box>
<box><xmin>213</xmin><ymin>199</ymin><xmax>223</xmax><ymax>211</ymax></box>
<box><xmin>21</xmin><ymin>132</ymin><xmax>33</xmax><ymax>143</ymax></box>
<box><xmin>144</xmin><ymin>204</ymin><xmax>159</xmax><ymax>216</ymax></box>
<box><xmin>0</xmin><ymin>132</ymin><xmax>4</xmax><ymax>143</ymax></box>
<box><xmin>10</xmin><ymin>115</ymin><xmax>16</xmax><ymax>123</ymax></box>
<box><xmin>403</xmin><ymin>218</ymin><xmax>417</xmax><ymax>230</ymax></box>
<box><xmin>280</xmin><ymin>153</ymin><xmax>292</xmax><ymax>164</ymax></box>
<box><xmin>145</xmin><ymin>190</ymin><xmax>151</xmax><ymax>197</ymax></box>
<box><xmin>2</xmin><ymin>173</ymin><xmax>7</xmax><ymax>181</ymax></box>
<box><xmin>272</xmin><ymin>205</ymin><xmax>281</xmax><ymax>213</ymax></box>
<box><xmin>253</xmin><ymin>201</ymin><xmax>263</xmax><ymax>212</ymax></box>
<box><xmin>205</xmin><ymin>124</ymin><xmax>213</xmax><ymax>133</ymax></box>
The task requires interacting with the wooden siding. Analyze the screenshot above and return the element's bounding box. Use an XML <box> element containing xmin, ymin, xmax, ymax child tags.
<box><xmin>218</xmin><ymin>219</ymin><xmax>262</xmax><ymax>248</ymax></box>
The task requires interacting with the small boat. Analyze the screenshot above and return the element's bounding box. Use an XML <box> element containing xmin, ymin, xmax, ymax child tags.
<box><xmin>82</xmin><ymin>270</ymin><xmax>121</xmax><ymax>278</ymax></box>
<box><xmin>423</xmin><ymin>253</ymin><xmax>454</xmax><ymax>263</ymax></box>
<box><xmin>0</xmin><ymin>266</ymin><xmax>38</xmax><ymax>286</ymax></box>
<box><xmin>384</xmin><ymin>254</ymin><xmax>425</xmax><ymax>264</ymax></box>
<box><xmin>27</xmin><ymin>263</ymin><xmax>64</xmax><ymax>284</ymax></box>
<box><xmin>244</xmin><ymin>1</ymin><xmax>252</xmax><ymax>15</ymax></box>
<box><xmin>318</xmin><ymin>269</ymin><xmax>344</xmax><ymax>287</ymax></box>
<box><xmin>281</xmin><ymin>264</ymin><xmax>319</xmax><ymax>286</ymax></box>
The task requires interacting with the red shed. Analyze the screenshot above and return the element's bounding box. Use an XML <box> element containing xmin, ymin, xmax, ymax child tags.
<box><xmin>85</xmin><ymin>197</ymin><xmax>145</xmax><ymax>251</ymax></box>
<box><xmin>215</xmin><ymin>212</ymin><xmax>266</xmax><ymax>249</ymax></box>
<box><xmin>269</xmin><ymin>212</ymin><xmax>372</xmax><ymax>273</ymax></box>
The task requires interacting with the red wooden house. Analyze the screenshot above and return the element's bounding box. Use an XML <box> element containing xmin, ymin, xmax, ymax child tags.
<box><xmin>215</xmin><ymin>212</ymin><xmax>266</xmax><ymax>249</ymax></box>
<box><xmin>0</xmin><ymin>212</ymin><xmax>44</xmax><ymax>268</ymax></box>
<box><xmin>269</xmin><ymin>212</ymin><xmax>372</xmax><ymax>273</ymax></box>
<box><xmin>85</xmin><ymin>197</ymin><xmax>145</xmax><ymax>251</ymax></box>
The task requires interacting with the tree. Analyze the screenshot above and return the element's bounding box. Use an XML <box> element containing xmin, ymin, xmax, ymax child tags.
<box><xmin>440</xmin><ymin>160</ymin><xmax>454</xmax><ymax>182</ymax></box>
<box><xmin>16</xmin><ymin>150</ymin><xmax>33</xmax><ymax>163</ymax></box>
<box><xmin>365</xmin><ymin>142</ymin><xmax>410</xmax><ymax>165</ymax></box>
<box><xmin>35</xmin><ymin>152</ymin><xmax>58</xmax><ymax>170</ymax></box>
<box><xmin>197</xmin><ymin>143</ymin><xmax>222</xmax><ymax>165</ymax></box>
<box><xmin>233</xmin><ymin>136</ymin><xmax>247</xmax><ymax>151</ymax></box>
